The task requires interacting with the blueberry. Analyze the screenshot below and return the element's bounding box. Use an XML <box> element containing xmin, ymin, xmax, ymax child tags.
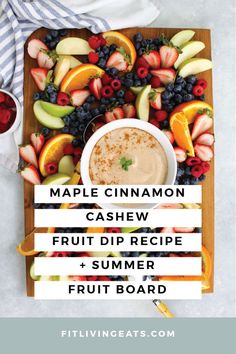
<box><xmin>199</xmin><ymin>174</ymin><xmax>206</xmax><ymax>182</ymax></box>
<box><xmin>98</xmin><ymin>58</ymin><xmax>106</xmax><ymax>68</ymax></box>
<box><xmin>98</xmin><ymin>51</ymin><xmax>105</xmax><ymax>58</ymax></box>
<box><xmin>84</xmin><ymin>112</ymin><xmax>92</xmax><ymax>120</ymax></box>
<box><xmin>138</xmin><ymin>48</ymin><xmax>145</xmax><ymax>56</ymax></box>
<box><xmin>91</xmin><ymin>108</ymin><xmax>100</xmax><ymax>117</ymax></box>
<box><xmin>116</xmin><ymin>89</ymin><xmax>125</xmax><ymax>98</ymax></box>
<box><xmin>46</xmin><ymin>84</ymin><xmax>57</xmax><ymax>94</ymax></box>
<box><xmin>180</xmin><ymin>89</ymin><xmax>187</xmax><ymax>96</ymax></box>
<box><xmin>134</xmin><ymin>80</ymin><xmax>142</xmax><ymax>87</ymax></box>
<box><xmin>141</xmin><ymin>39</ymin><xmax>147</xmax><ymax>47</ymax></box>
<box><xmin>162</xmin><ymin>90</ymin><xmax>173</xmax><ymax>100</ymax></box>
<box><xmin>83</xmin><ymin>103</ymin><xmax>91</xmax><ymax>112</ymax></box>
<box><xmin>102</xmin><ymin>46</ymin><xmax>110</xmax><ymax>55</ymax></box>
<box><xmin>32</xmin><ymin>92</ymin><xmax>41</xmax><ymax>101</ymax></box>
<box><xmin>166</xmin><ymin>83</ymin><xmax>175</xmax><ymax>92</ymax></box>
<box><xmin>41</xmin><ymin>127</ymin><xmax>50</xmax><ymax>137</ymax></box>
<box><xmin>118</xmin><ymin>98</ymin><xmax>125</xmax><ymax>105</ymax></box>
<box><xmin>135</xmin><ymin>42</ymin><xmax>141</xmax><ymax>50</ymax></box>
<box><xmin>76</xmin><ymin>106</ymin><xmax>84</xmax><ymax>114</ymax></box>
<box><xmin>164</xmin><ymin>104</ymin><xmax>173</xmax><ymax>113</ymax></box>
<box><xmin>99</xmin><ymin>105</ymin><xmax>106</xmax><ymax>113</ymax></box>
<box><xmin>175</xmin><ymin>76</ymin><xmax>185</xmax><ymax>85</ymax></box>
<box><xmin>130</xmin><ymin>252</ymin><xmax>140</xmax><ymax>257</ymax></box>
<box><xmin>174</xmin><ymin>94</ymin><xmax>183</xmax><ymax>104</ymax></box>
<box><xmin>126</xmin><ymin>73</ymin><xmax>134</xmax><ymax>80</ymax></box>
<box><xmin>124</xmin><ymin>79</ymin><xmax>133</xmax><ymax>87</ymax></box>
<box><xmin>146</xmin><ymin>73</ymin><xmax>152</xmax><ymax>82</ymax></box>
<box><xmin>195</xmin><ymin>227</ymin><xmax>202</xmax><ymax>233</ymax></box>
<box><xmin>185</xmin><ymin>167</ymin><xmax>192</xmax><ymax>175</ymax></box>
<box><xmin>101</xmin><ymin>97</ymin><xmax>109</xmax><ymax>104</ymax></box>
<box><xmin>86</xmin><ymin>95</ymin><xmax>95</xmax><ymax>103</ymax></box>
<box><xmin>72</xmin><ymin>138</ymin><xmax>81</xmax><ymax>147</ymax></box>
<box><xmin>33</xmin><ymin>203</ymin><xmax>41</xmax><ymax>209</ymax></box>
<box><xmin>78</xmin><ymin>123</ymin><xmax>85</xmax><ymax>132</ymax></box>
<box><xmin>70</xmin><ymin>127</ymin><xmax>79</xmax><ymax>136</ymax></box>
<box><xmin>45</xmin><ymin>34</ymin><xmax>52</xmax><ymax>42</ymax></box>
<box><xmin>160</xmin><ymin>120</ymin><xmax>169</xmax><ymax>129</ymax></box>
<box><xmin>134</xmin><ymin>32</ymin><xmax>143</xmax><ymax>42</ymax></box>
<box><xmin>63</xmin><ymin>115</ymin><xmax>71</xmax><ymax>126</ymax></box>
<box><xmin>59</xmin><ymin>29</ymin><xmax>68</xmax><ymax>36</ymax></box>
<box><xmin>186</xmin><ymin>75</ymin><xmax>197</xmax><ymax>85</ymax></box>
<box><xmin>177</xmin><ymin>168</ymin><xmax>185</xmax><ymax>177</ymax></box>
<box><xmin>109</xmin><ymin>97</ymin><xmax>117</xmax><ymax>103</ymax></box>
<box><xmin>109</xmin><ymin>67</ymin><xmax>118</xmax><ymax>77</ymax></box>
<box><xmin>186</xmin><ymin>84</ymin><xmax>193</xmax><ymax>93</ymax></box>
<box><xmin>50</xmin><ymin>30</ymin><xmax>59</xmax><ymax>38</ymax></box>
<box><xmin>199</xmin><ymin>94</ymin><xmax>205</xmax><ymax>101</ymax></box>
<box><xmin>174</xmin><ymin>179</ymin><xmax>179</xmax><ymax>185</ymax></box>
<box><xmin>183</xmin><ymin>94</ymin><xmax>194</xmax><ymax>102</ymax></box>
<box><xmin>190</xmin><ymin>176</ymin><xmax>199</xmax><ymax>185</ymax></box>
<box><xmin>121</xmin><ymin>252</ymin><xmax>130</xmax><ymax>257</ymax></box>
<box><xmin>141</xmin><ymin>78</ymin><xmax>148</xmax><ymax>85</ymax></box>
<box><xmin>153</xmin><ymin>37</ymin><xmax>161</xmax><ymax>46</ymax></box>
<box><xmin>61</xmin><ymin>126</ymin><xmax>69</xmax><ymax>133</ymax></box>
<box><xmin>109</xmin><ymin>44</ymin><xmax>117</xmax><ymax>52</ymax></box>
<box><xmin>48</xmin><ymin>41</ymin><xmax>56</xmax><ymax>49</ymax></box>
<box><xmin>174</xmin><ymin>84</ymin><xmax>182</xmax><ymax>93</ymax></box>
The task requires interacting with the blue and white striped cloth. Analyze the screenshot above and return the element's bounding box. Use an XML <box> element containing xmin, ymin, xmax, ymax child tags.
<box><xmin>0</xmin><ymin>0</ymin><xmax>160</xmax><ymax>171</ymax></box>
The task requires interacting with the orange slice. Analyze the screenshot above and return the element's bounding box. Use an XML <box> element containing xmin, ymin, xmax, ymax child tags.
<box><xmin>170</xmin><ymin>100</ymin><xmax>213</xmax><ymax>124</ymax></box>
<box><xmin>16</xmin><ymin>232</ymin><xmax>38</xmax><ymax>256</ymax></box>
<box><xmin>170</xmin><ymin>111</ymin><xmax>195</xmax><ymax>156</ymax></box>
<box><xmin>60</xmin><ymin>64</ymin><xmax>104</xmax><ymax>93</ymax></box>
<box><xmin>103</xmin><ymin>31</ymin><xmax>136</xmax><ymax>70</ymax></box>
<box><xmin>39</xmin><ymin>134</ymin><xmax>74</xmax><ymax>176</ymax></box>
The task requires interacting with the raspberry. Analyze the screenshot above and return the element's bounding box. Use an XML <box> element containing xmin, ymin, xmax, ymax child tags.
<box><xmin>51</xmin><ymin>252</ymin><xmax>69</xmax><ymax>257</ymax></box>
<box><xmin>186</xmin><ymin>157</ymin><xmax>202</xmax><ymax>166</ymax></box>
<box><xmin>149</xmin><ymin>118</ymin><xmax>160</xmax><ymax>128</ymax></box>
<box><xmin>154</xmin><ymin>110</ymin><xmax>168</xmax><ymax>122</ymax></box>
<box><xmin>63</xmin><ymin>143</ymin><xmax>74</xmax><ymax>155</ymax></box>
<box><xmin>110</xmin><ymin>79</ymin><xmax>121</xmax><ymax>91</ymax></box>
<box><xmin>201</xmin><ymin>161</ymin><xmax>210</xmax><ymax>173</ymax></box>
<box><xmin>88</xmin><ymin>35</ymin><xmax>102</xmax><ymax>49</ymax></box>
<box><xmin>193</xmin><ymin>85</ymin><xmax>204</xmax><ymax>96</ymax></box>
<box><xmin>135</xmin><ymin>57</ymin><xmax>150</xmax><ymax>69</ymax></box>
<box><xmin>196</xmin><ymin>79</ymin><xmax>208</xmax><ymax>89</ymax></box>
<box><xmin>74</xmin><ymin>147</ymin><xmax>82</xmax><ymax>157</ymax></box>
<box><xmin>88</xmin><ymin>51</ymin><xmax>99</xmax><ymax>64</ymax></box>
<box><xmin>87</xmin><ymin>276</ymin><xmax>98</xmax><ymax>281</ymax></box>
<box><xmin>150</xmin><ymin>76</ymin><xmax>161</xmax><ymax>88</ymax></box>
<box><xmin>107</xmin><ymin>227</ymin><xmax>121</xmax><ymax>233</ymax></box>
<box><xmin>57</xmin><ymin>92</ymin><xmax>70</xmax><ymax>106</ymax></box>
<box><xmin>124</xmin><ymin>90</ymin><xmax>135</xmax><ymax>103</ymax></box>
<box><xmin>45</xmin><ymin>162</ymin><xmax>58</xmax><ymax>175</ymax></box>
<box><xmin>101</xmin><ymin>85</ymin><xmax>114</xmax><ymax>98</ymax></box>
<box><xmin>137</xmin><ymin>66</ymin><xmax>148</xmax><ymax>78</ymax></box>
<box><xmin>98</xmin><ymin>34</ymin><xmax>106</xmax><ymax>46</ymax></box>
<box><xmin>102</xmin><ymin>73</ymin><xmax>112</xmax><ymax>85</ymax></box>
<box><xmin>191</xmin><ymin>164</ymin><xmax>203</xmax><ymax>178</ymax></box>
<box><xmin>98</xmin><ymin>276</ymin><xmax>111</xmax><ymax>281</ymax></box>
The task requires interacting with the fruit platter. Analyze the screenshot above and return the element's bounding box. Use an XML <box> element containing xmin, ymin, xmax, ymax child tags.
<box><xmin>18</xmin><ymin>27</ymin><xmax>214</xmax><ymax>296</ymax></box>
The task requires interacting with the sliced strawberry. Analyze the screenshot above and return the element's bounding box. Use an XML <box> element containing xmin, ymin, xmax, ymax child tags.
<box><xmin>69</xmin><ymin>275</ymin><xmax>87</xmax><ymax>281</ymax></box>
<box><xmin>70</xmin><ymin>89</ymin><xmax>90</xmax><ymax>107</ymax></box>
<box><xmin>19</xmin><ymin>164</ymin><xmax>41</xmax><ymax>185</ymax></box>
<box><xmin>30</xmin><ymin>133</ymin><xmax>45</xmax><ymax>155</ymax></box>
<box><xmin>37</xmin><ymin>50</ymin><xmax>55</xmax><ymax>69</ymax></box>
<box><xmin>160</xmin><ymin>227</ymin><xmax>175</xmax><ymax>233</ymax></box>
<box><xmin>27</xmin><ymin>39</ymin><xmax>48</xmax><ymax>59</ymax></box>
<box><xmin>106</xmin><ymin>51</ymin><xmax>128</xmax><ymax>71</ymax></box>
<box><xmin>89</xmin><ymin>78</ymin><xmax>102</xmax><ymax>100</ymax></box>
<box><xmin>19</xmin><ymin>144</ymin><xmax>38</xmax><ymax>168</ymax></box>
<box><xmin>194</xmin><ymin>144</ymin><xmax>213</xmax><ymax>162</ymax></box>
<box><xmin>191</xmin><ymin>113</ymin><xmax>213</xmax><ymax>140</ymax></box>
<box><xmin>157</xmin><ymin>203</ymin><xmax>183</xmax><ymax>209</ymax></box>
<box><xmin>174</xmin><ymin>227</ymin><xmax>195</xmax><ymax>233</ymax></box>
<box><xmin>122</xmin><ymin>104</ymin><xmax>136</xmax><ymax>118</ymax></box>
<box><xmin>30</xmin><ymin>68</ymin><xmax>48</xmax><ymax>91</ymax></box>
<box><xmin>149</xmin><ymin>118</ymin><xmax>160</xmax><ymax>128</ymax></box>
<box><xmin>160</xmin><ymin>45</ymin><xmax>179</xmax><ymax>68</ymax></box>
<box><xmin>174</xmin><ymin>147</ymin><xmax>187</xmax><ymax>162</ymax></box>
<box><xmin>195</xmin><ymin>132</ymin><xmax>214</xmax><ymax>146</ymax></box>
<box><xmin>135</xmin><ymin>56</ymin><xmax>150</xmax><ymax>69</ymax></box>
<box><xmin>149</xmin><ymin>89</ymin><xmax>161</xmax><ymax>110</ymax></box>
<box><xmin>143</xmin><ymin>50</ymin><xmax>161</xmax><ymax>69</ymax></box>
<box><xmin>162</xmin><ymin>129</ymin><xmax>174</xmax><ymax>144</ymax></box>
<box><xmin>113</xmin><ymin>107</ymin><xmax>125</xmax><ymax>119</ymax></box>
<box><xmin>104</xmin><ymin>111</ymin><xmax>116</xmax><ymax>123</ymax></box>
<box><xmin>150</xmin><ymin>68</ymin><xmax>176</xmax><ymax>84</ymax></box>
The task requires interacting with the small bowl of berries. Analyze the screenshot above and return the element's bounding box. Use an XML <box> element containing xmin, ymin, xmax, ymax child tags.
<box><xmin>0</xmin><ymin>89</ymin><xmax>22</xmax><ymax>138</ymax></box>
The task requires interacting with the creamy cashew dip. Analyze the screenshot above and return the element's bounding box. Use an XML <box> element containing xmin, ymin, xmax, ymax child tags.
<box><xmin>89</xmin><ymin>127</ymin><xmax>168</xmax><ymax>185</ymax></box>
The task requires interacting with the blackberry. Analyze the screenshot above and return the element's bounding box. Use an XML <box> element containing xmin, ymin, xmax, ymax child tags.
<box><xmin>32</xmin><ymin>92</ymin><xmax>41</xmax><ymax>101</ymax></box>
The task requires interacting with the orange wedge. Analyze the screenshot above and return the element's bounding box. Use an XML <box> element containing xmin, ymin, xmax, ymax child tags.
<box><xmin>170</xmin><ymin>100</ymin><xmax>213</xmax><ymax>124</ymax></box>
<box><xmin>16</xmin><ymin>232</ymin><xmax>38</xmax><ymax>256</ymax></box>
<box><xmin>103</xmin><ymin>31</ymin><xmax>136</xmax><ymax>70</ymax></box>
<box><xmin>60</xmin><ymin>64</ymin><xmax>104</xmax><ymax>93</ymax></box>
<box><xmin>39</xmin><ymin>134</ymin><xmax>74</xmax><ymax>176</ymax></box>
<box><xmin>170</xmin><ymin>111</ymin><xmax>195</xmax><ymax>156</ymax></box>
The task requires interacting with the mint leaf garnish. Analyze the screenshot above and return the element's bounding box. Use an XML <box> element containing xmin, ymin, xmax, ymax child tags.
<box><xmin>120</xmin><ymin>157</ymin><xmax>133</xmax><ymax>171</ymax></box>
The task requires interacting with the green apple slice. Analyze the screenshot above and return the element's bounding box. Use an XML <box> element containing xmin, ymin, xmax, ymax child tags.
<box><xmin>121</xmin><ymin>227</ymin><xmax>140</xmax><ymax>233</ymax></box>
<box><xmin>54</xmin><ymin>56</ymin><xmax>71</xmax><ymax>86</ymax></box>
<box><xmin>33</xmin><ymin>101</ymin><xmax>65</xmax><ymax>129</ymax></box>
<box><xmin>58</xmin><ymin>155</ymin><xmax>75</xmax><ymax>177</ymax></box>
<box><xmin>59</xmin><ymin>55</ymin><xmax>82</xmax><ymax>69</ymax></box>
<box><xmin>30</xmin><ymin>262</ymin><xmax>40</xmax><ymax>281</ymax></box>
<box><xmin>42</xmin><ymin>173</ymin><xmax>71</xmax><ymax>185</ymax></box>
<box><xmin>130</xmin><ymin>86</ymin><xmax>144</xmax><ymax>95</ymax></box>
<box><xmin>170</xmin><ymin>29</ymin><xmax>195</xmax><ymax>47</ymax></box>
<box><xmin>174</xmin><ymin>41</ymin><xmax>205</xmax><ymax>69</ymax></box>
<box><xmin>56</xmin><ymin>37</ymin><xmax>92</xmax><ymax>55</ymax></box>
<box><xmin>136</xmin><ymin>85</ymin><xmax>151</xmax><ymax>121</ymax></box>
<box><xmin>40</xmin><ymin>101</ymin><xmax>74</xmax><ymax>117</ymax></box>
<box><xmin>178</xmin><ymin>58</ymin><xmax>213</xmax><ymax>78</ymax></box>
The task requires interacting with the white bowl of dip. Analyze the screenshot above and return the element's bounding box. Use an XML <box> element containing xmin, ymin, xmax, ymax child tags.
<box><xmin>81</xmin><ymin>119</ymin><xmax>177</xmax><ymax>209</ymax></box>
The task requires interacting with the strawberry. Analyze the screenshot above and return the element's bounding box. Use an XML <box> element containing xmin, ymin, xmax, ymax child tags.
<box><xmin>195</xmin><ymin>133</ymin><xmax>214</xmax><ymax>146</ymax></box>
<box><xmin>0</xmin><ymin>107</ymin><xmax>11</xmax><ymax>124</ymax></box>
<box><xmin>74</xmin><ymin>147</ymin><xmax>83</xmax><ymax>158</ymax></box>
<box><xmin>194</xmin><ymin>144</ymin><xmax>213</xmax><ymax>162</ymax></box>
<box><xmin>57</xmin><ymin>92</ymin><xmax>70</xmax><ymax>106</ymax></box>
<box><xmin>122</xmin><ymin>104</ymin><xmax>136</xmax><ymax>118</ymax></box>
<box><xmin>19</xmin><ymin>164</ymin><xmax>41</xmax><ymax>185</ymax></box>
<box><xmin>191</xmin><ymin>113</ymin><xmax>213</xmax><ymax>140</ymax></box>
<box><xmin>174</xmin><ymin>227</ymin><xmax>195</xmax><ymax>233</ymax></box>
<box><xmin>63</xmin><ymin>143</ymin><xmax>74</xmax><ymax>155</ymax></box>
<box><xmin>159</xmin><ymin>45</ymin><xmax>179</xmax><ymax>68</ymax></box>
<box><xmin>135</xmin><ymin>56</ymin><xmax>150</xmax><ymax>69</ymax></box>
<box><xmin>162</xmin><ymin>129</ymin><xmax>174</xmax><ymax>144</ymax></box>
<box><xmin>149</xmin><ymin>118</ymin><xmax>160</xmax><ymax>128</ymax></box>
<box><xmin>37</xmin><ymin>50</ymin><xmax>55</xmax><ymax>69</ymax></box>
<box><xmin>107</xmin><ymin>50</ymin><xmax>128</xmax><ymax>71</ymax></box>
<box><xmin>173</xmin><ymin>147</ymin><xmax>187</xmax><ymax>162</ymax></box>
<box><xmin>150</xmin><ymin>76</ymin><xmax>161</xmax><ymax>88</ymax></box>
<box><xmin>160</xmin><ymin>227</ymin><xmax>175</xmax><ymax>233</ymax></box>
<box><xmin>149</xmin><ymin>89</ymin><xmax>161</xmax><ymax>110</ymax></box>
<box><xmin>27</xmin><ymin>39</ymin><xmax>48</xmax><ymax>59</ymax></box>
<box><xmin>30</xmin><ymin>133</ymin><xmax>45</xmax><ymax>154</ymax></box>
<box><xmin>98</xmin><ymin>276</ymin><xmax>111</xmax><ymax>281</ymax></box>
<box><xmin>70</xmin><ymin>89</ymin><xmax>90</xmax><ymax>106</ymax></box>
<box><xmin>150</xmin><ymin>68</ymin><xmax>176</xmax><ymax>84</ymax></box>
<box><xmin>89</xmin><ymin>77</ymin><xmax>102</xmax><ymax>100</ymax></box>
<box><xmin>94</xmin><ymin>121</ymin><xmax>105</xmax><ymax>131</ymax></box>
<box><xmin>104</xmin><ymin>111</ymin><xmax>115</xmax><ymax>123</ymax></box>
<box><xmin>104</xmin><ymin>107</ymin><xmax>124</xmax><ymax>122</ymax></box>
<box><xmin>30</xmin><ymin>68</ymin><xmax>48</xmax><ymax>91</ymax></box>
<box><xmin>19</xmin><ymin>144</ymin><xmax>38</xmax><ymax>168</ymax></box>
<box><xmin>154</xmin><ymin>110</ymin><xmax>168</xmax><ymax>122</ymax></box>
<box><xmin>143</xmin><ymin>50</ymin><xmax>160</xmax><ymax>69</ymax></box>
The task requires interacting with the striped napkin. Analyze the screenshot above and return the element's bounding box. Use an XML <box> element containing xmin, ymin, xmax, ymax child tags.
<box><xmin>0</xmin><ymin>0</ymin><xmax>160</xmax><ymax>172</ymax></box>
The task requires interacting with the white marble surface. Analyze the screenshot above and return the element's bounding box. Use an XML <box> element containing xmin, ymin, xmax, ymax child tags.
<box><xmin>0</xmin><ymin>0</ymin><xmax>235</xmax><ymax>317</ymax></box>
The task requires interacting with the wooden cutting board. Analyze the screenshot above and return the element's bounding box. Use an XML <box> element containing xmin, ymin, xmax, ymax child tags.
<box><xmin>23</xmin><ymin>27</ymin><xmax>214</xmax><ymax>297</ymax></box>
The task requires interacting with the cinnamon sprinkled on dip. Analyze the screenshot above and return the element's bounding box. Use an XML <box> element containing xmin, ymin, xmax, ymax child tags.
<box><xmin>89</xmin><ymin>127</ymin><xmax>168</xmax><ymax>185</ymax></box>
